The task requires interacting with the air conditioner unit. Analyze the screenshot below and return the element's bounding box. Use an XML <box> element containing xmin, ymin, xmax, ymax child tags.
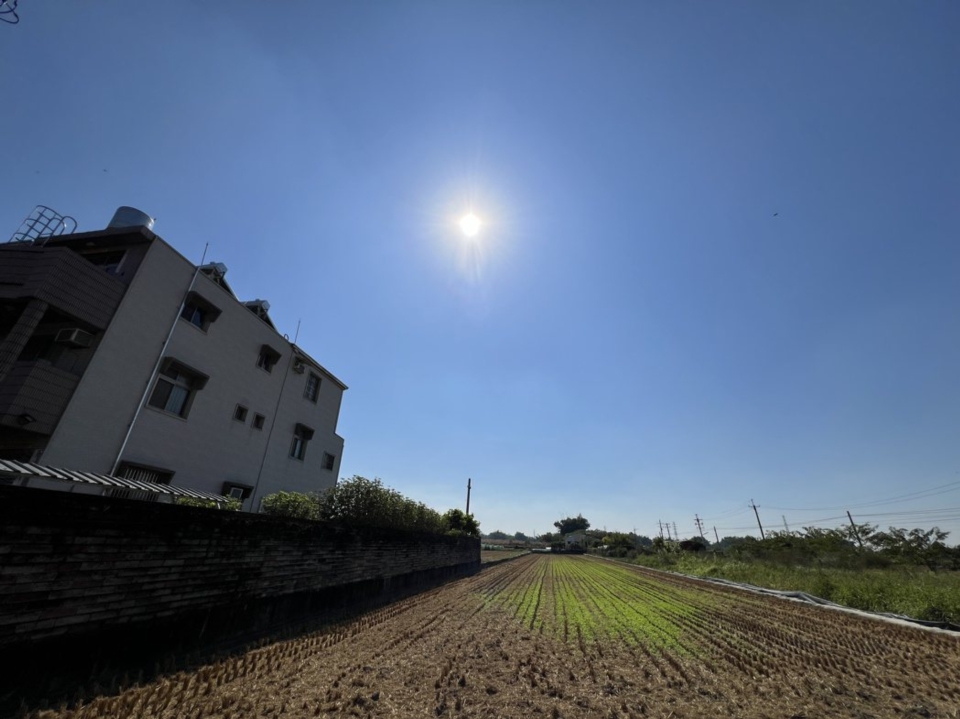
<box><xmin>55</xmin><ymin>328</ymin><xmax>94</xmax><ymax>348</ymax></box>
<box><xmin>292</xmin><ymin>360</ymin><xmax>306</xmax><ymax>374</ymax></box>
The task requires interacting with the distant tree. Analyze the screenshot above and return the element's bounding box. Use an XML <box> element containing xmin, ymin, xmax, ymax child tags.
<box><xmin>538</xmin><ymin>531</ymin><xmax>560</xmax><ymax>544</ymax></box>
<box><xmin>486</xmin><ymin>530</ymin><xmax>510</xmax><ymax>540</ymax></box>
<box><xmin>678</xmin><ymin>537</ymin><xmax>708</xmax><ymax>552</ymax></box>
<box><xmin>442</xmin><ymin>509</ymin><xmax>480</xmax><ymax>538</ymax></box>
<box><xmin>869</xmin><ymin>526</ymin><xmax>951</xmax><ymax>569</ymax></box>
<box><xmin>513</xmin><ymin>531</ymin><xmax>529</xmax><ymax>542</ymax></box>
<box><xmin>635</xmin><ymin>535</ymin><xmax>653</xmax><ymax>548</ymax></box>
<box><xmin>554</xmin><ymin>514</ymin><xmax>590</xmax><ymax>535</ymax></box>
<box><xmin>602</xmin><ymin>532</ymin><xmax>636</xmax><ymax>557</ymax></box>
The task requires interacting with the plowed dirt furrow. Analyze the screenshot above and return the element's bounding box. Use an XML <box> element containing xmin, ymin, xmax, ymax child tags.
<box><xmin>32</xmin><ymin>553</ymin><xmax>960</xmax><ymax>719</ymax></box>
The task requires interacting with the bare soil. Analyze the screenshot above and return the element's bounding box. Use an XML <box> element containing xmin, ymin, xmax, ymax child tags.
<box><xmin>31</xmin><ymin>554</ymin><xmax>960</xmax><ymax>719</ymax></box>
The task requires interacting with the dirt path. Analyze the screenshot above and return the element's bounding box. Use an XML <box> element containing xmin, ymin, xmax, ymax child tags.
<box><xmin>33</xmin><ymin>554</ymin><xmax>960</xmax><ymax>719</ymax></box>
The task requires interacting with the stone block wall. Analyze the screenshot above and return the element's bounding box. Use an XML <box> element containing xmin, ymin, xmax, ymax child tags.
<box><xmin>0</xmin><ymin>485</ymin><xmax>479</xmax><ymax>657</ymax></box>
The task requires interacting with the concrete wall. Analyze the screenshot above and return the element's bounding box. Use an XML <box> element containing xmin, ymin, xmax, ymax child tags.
<box><xmin>119</xmin><ymin>246</ymin><xmax>346</xmax><ymax>502</ymax></box>
<box><xmin>41</xmin><ymin>238</ymin><xmax>192</xmax><ymax>471</ymax></box>
<box><xmin>0</xmin><ymin>485</ymin><xmax>479</xmax><ymax>657</ymax></box>
<box><xmin>39</xmin><ymin>232</ymin><xmax>346</xmax><ymax>502</ymax></box>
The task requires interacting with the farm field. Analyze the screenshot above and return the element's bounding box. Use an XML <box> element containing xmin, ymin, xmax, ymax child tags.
<box><xmin>480</xmin><ymin>548</ymin><xmax>528</xmax><ymax>564</ymax></box>
<box><xmin>31</xmin><ymin>554</ymin><xmax>960</xmax><ymax>719</ymax></box>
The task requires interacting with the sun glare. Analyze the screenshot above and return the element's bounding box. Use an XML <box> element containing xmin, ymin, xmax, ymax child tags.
<box><xmin>459</xmin><ymin>213</ymin><xmax>481</xmax><ymax>238</ymax></box>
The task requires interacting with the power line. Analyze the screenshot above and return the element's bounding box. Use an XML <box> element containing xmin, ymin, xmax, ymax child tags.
<box><xmin>763</xmin><ymin>479</ymin><xmax>960</xmax><ymax>513</ymax></box>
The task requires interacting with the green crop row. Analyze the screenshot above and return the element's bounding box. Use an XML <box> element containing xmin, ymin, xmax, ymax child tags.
<box><xmin>480</xmin><ymin>555</ymin><xmax>724</xmax><ymax>651</ymax></box>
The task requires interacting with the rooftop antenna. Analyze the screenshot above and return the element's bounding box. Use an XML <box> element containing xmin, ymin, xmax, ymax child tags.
<box><xmin>294</xmin><ymin>319</ymin><xmax>301</xmax><ymax>344</ymax></box>
<box><xmin>9</xmin><ymin>205</ymin><xmax>77</xmax><ymax>243</ymax></box>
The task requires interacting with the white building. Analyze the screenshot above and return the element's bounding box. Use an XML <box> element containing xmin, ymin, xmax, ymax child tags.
<box><xmin>0</xmin><ymin>206</ymin><xmax>346</xmax><ymax>509</ymax></box>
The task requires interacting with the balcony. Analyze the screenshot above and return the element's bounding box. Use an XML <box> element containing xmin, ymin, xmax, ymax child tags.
<box><xmin>0</xmin><ymin>246</ymin><xmax>126</xmax><ymax>330</ymax></box>
<box><xmin>0</xmin><ymin>361</ymin><xmax>80</xmax><ymax>436</ymax></box>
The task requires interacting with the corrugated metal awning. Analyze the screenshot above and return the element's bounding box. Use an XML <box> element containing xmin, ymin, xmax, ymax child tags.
<box><xmin>0</xmin><ymin>460</ymin><xmax>230</xmax><ymax>502</ymax></box>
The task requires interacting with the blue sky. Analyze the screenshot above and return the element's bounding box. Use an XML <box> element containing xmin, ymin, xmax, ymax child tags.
<box><xmin>3</xmin><ymin>2</ymin><xmax>959</xmax><ymax>540</ymax></box>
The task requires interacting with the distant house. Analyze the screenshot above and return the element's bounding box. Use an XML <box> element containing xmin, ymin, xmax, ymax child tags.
<box><xmin>0</xmin><ymin>206</ymin><xmax>347</xmax><ymax>510</ymax></box>
<box><xmin>563</xmin><ymin>531</ymin><xmax>598</xmax><ymax>550</ymax></box>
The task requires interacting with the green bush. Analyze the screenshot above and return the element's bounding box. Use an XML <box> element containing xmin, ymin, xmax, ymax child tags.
<box><xmin>175</xmin><ymin>496</ymin><xmax>242</xmax><ymax>511</ymax></box>
<box><xmin>260</xmin><ymin>476</ymin><xmax>479</xmax><ymax>536</ymax></box>
<box><xmin>261</xmin><ymin>490</ymin><xmax>319</xmax><ymax>520</ymax></box>
<box><xmin>442</xmin><ymin>508</ymin><xmax>481</xmax><ymax>538</ymax></box>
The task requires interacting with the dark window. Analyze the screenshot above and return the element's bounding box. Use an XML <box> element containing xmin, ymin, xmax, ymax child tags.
<box><xmin>290</xmin><ymin>423</ymin><xmax>314</xmax><ymax>461</ymax></box>
<box><xmin>257</xmin><ymin>344</ymin><xmax>282</xmax><ymax>373</ymax></box>
<box><xmin>253</xmin><ymin>413</ymin><xmax>265</xmax><ymax>430</ymax></box>
<box><xmin>147</xmin><ymin>360</ymin><xmax>208</xmax><ymax>418</ymax></box>
<box><xmin>221</xmin><ymin>482</ymin><xmax>253</xmax><ymax>500</ymax></box>
<box><xmin>234</xmin><ymin>404</ymin><xmax>248</xmax><ymax>422</ymax></box>
<box><xmin>181</xmin><ymin>303</ymin><xmax>207</xmax><ymax>328</ymax></box>
<box><xmin>322</xmin><ymin>452</ymin><xmax>336</xmax><ymax>471</ymax></box>
<box><xmin>178</xmin><ymin>292</ymin><xmax>221</xmax><ymax>331</ymax></box>
<box><xmin>304</xmin><ymin>373</ymin><xmax>321</xmax><ymax>402</ymax></box>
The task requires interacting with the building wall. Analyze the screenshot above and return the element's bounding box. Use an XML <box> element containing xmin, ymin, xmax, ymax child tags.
<box><xmin>16</xmin><ymin>225</ymin><xmax>346</xmax><ymax>505</ymax></box>
<box><xmin>40</xmin><ymin>239</ymin><xmax>192</xmax><ymax>471</ymax></box>
<box><xmin>0</xmin><ymin>485</ymin><xmax>479</xmax><ymax>654</ymax></box>
<box><xmin>118</xmin><ymin>246</ymin><xmax>346</xmax><ymax>503</ymax></box>
<box><xmin>252</xmin><ymin>350</ymin><xmax>345</xmax><ymax>508</ymax></box>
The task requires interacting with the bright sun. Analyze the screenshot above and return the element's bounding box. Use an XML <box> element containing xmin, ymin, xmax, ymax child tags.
<box><xmin>459</xmin><ymin>213</ymin><xmax>481</xmax><ymax>238</ymax></box>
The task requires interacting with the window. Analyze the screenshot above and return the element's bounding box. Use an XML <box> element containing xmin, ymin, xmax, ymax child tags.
<box><xmin>180</xmin><ymin>303</ymin><xmax>207</xmax><ymax>329</ymax></box>
<box><xmin>257</xmin><ymin>344</ymin><xmax>282</xmax><ymax>373</ymax></box>
<box><xmin>221</xmin><ymin>482</ymin><xmax>253</xmax><ymax>500</ymax></box>
<box><xmin>252</xmin><ymin>413</ymin><xmax>265</xmax><ymax>430</ymax></box>
<box><xmin>118</xmin><ymin>463</ymin><xmax>174</xmax><ymax>485</ymax></box>
<box><xmin>114</xmin><ymin>463</ymin><xmax>174</xmax><ymax>500</ymax></box>
<box><xmin>304</xmin><ymin>373</ymin><xmax>321</xmax><ymax>402</ymax></box>
<box><xmin>290</xmin><ymin>423</ymin><xmax>314</xmax><ymax>461</ymax></box>
<box><xmin>179</xmin><ymin>292</ymin><xmax>221</xmax><ymax>331</ymax></box>
<box><xmin>147</xmin><ymin>359</ymin><xmax>208</xmax><ymax>418</ymax></box>
<box><xmin>234</xmin><ymin>404</ymin><xmax>248</xmax><ymax>422</ymax></box>
<box><xmin>322</xmin><ymin>452</ymin><xmax>336</xmax><ymax>471</ymax></box>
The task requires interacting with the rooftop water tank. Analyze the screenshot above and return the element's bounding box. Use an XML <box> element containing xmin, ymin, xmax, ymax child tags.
<box><xmin>108</xmin><ymin>206</ymin><xmax>155</xmax><ymax>231</ymax></box>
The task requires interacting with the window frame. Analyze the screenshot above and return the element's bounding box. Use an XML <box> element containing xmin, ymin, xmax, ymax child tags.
<box><xmin>256</xmin><ymin>344</ymin><xmax>282</xmax><ymax>373</ymax></box>
<box><xmin>146</xmin><ymin>359</ymin><xmax>209</xmax><ymax>419</ymax></box>
<box><xmin>178</xmin><ymin>292</ymin><xmax>222</xmax><ymax>332</ymax></box>
<box><xmin>290</xmin><ymin>423</ymin><xmax>315</xmax><ymax>461</ymax></box>
<box><xmin>304</xmin><ymin>372</ymin><xmax>321</xmax><ymax>403</ymax></box>
<box><xmin>252</xmin><ymin>413</ymin><xmax>265</xmax><ymax>430</ymax></box>
<box><xmin>234</xmin><ymin>404</ymin><xmax>248</xmax><ymax>423</ymax></box>
<box><xmin>322</xmin><ymin>452</ymin><xmax>336</xmax><ymax>471</ymax></box>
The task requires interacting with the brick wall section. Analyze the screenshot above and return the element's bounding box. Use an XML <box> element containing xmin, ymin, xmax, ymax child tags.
<box><xmin>0</xmin><ymin>485</ymin><xmax>480</xmax><ymax>651</ymax></box>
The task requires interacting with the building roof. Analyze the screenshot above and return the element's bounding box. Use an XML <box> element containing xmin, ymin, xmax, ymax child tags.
<box><xmin>0</xmin><ymin>460</ymin><xmax>230</xmax><ymax>502</ymax></box>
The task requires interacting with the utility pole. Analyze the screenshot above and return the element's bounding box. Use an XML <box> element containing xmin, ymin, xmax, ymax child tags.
<box><xmin>658</xmin><ymin>520</ymin><xmax>664</xmax><ymax>540</ymax></box>
<box><xmin>846</xmin><ymin>510</ymin><xmax>863</xmax><ymax>549</ymax></box>
<box><xmin>713</xmin><ymin>526</ymin><xmax>720</xmax><ymax>545</ymax></box>
<box><xmin>750</xmin><ymin>499</ymin><xmax>765</xmax><ymax>540</ymax></box>
<box><xmin>465</xmin><ymin>477</ymin><xmax>471</xmax><ymax>516</ymax></box>
<box><xmin>665</xmin><ymin>523</ymin><xmax>672</xmax><ymax>541</ymax></box>
<box><xmin>672</xmin><ymin>522</ymin><xmax>678</xmax><ymax>541</ymax></box>
<box><xmin>782</xmin><ymin>515</ymin><xmax>790</xmax><ymax>533</ymax></box>
<box><xmin>694</xmin><ymin>514</ymin><xmax>704</xmax><ymax>538</ymax></box>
